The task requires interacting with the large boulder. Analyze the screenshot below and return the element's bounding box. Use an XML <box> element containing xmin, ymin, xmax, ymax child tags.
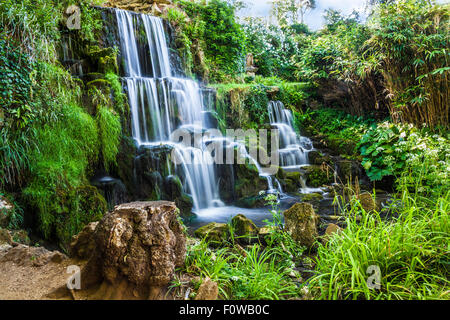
<box><xmin>231</xmin><ymin>214</ymin><xmax>258</xmax><ymax>244</ymax></box>
<box><xmin>194</xmin><ymin>222</ymin><xmax>229</xmax><ymax>247</ymax></box>
<box><xmin>282</xmin><ymin>171</ymin><xmax>303</xmax><ymax>192</ymax></box>
<box><xmin>283</xmin><ymin>203</ymin><xmax>319</xmax><ymax>248</ymax></box>
<box><xmin>78</xmin><ymin>201</ymin><xmax>186</xmax><ymax>299</ymax></box>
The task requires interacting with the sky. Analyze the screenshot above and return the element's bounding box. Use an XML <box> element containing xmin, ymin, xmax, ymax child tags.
<box><xmin>237</xmin><ymin>0</ymin><xmax>449</xmax><ymax>30</ymax></box>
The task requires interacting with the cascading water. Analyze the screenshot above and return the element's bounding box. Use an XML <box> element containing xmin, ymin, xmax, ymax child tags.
<box><xmin>268</xmin><ymin>101</ymin><xmax>313</xmax><ymax>171</ymax></box>
<box><xmin>115</xmin><ymin>9</ymin><xmax>223</xmax><ymax>212</ymax></box>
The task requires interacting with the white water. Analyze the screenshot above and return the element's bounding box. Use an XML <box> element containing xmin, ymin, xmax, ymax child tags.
<box><xmin>116</xmin><ymin>9</ymin><xmax>223</xmax><ymax>211</ymax></box>
<box><xmin>268</xmin><ymin>101</ymin><xmax>313</xmax><ymax>171</ymax></box>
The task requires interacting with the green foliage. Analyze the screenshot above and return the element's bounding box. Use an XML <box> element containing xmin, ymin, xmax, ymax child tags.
<box><xmin>295</xmin><ymin>108</ymin><xmax>375</xmax><ymax>155</ymax></box>
<box><xmin>243</xmin><ymin>84</ymin><xmax>270</xmax><ymax>128</ymax></box>
<box><xmin>184</xmin><ymin>238</ymin><xmax>300</xmax><ymax>299</ymax></box>
<box><xmin>97</xmin><ymin>106</ymin><xmax>121</xmax><ymax>171</ymax></box>
<box><xmin>292</xmin><ymin>12</ymin><xmax>371</xmax><ymax>82</ymax></box>
<box><xmin>0</xmin><ymin>192</ymin><xmax>24</xmax><ymax>229</ymax></box>
<box><xmin>0</xmin><ymin>0</ymin><xmax>104</xmax><ymax>61</ymax></box>
<box><xmin>23</xmin><ymin>103</ymin><xmax>100</xmax><ymax>240</ymax></box>
<box><xmin>310</xmin><ymin>187</ymin><xmax>450</xmax><ymax>300</ymax></box>
<box><xmin>359</xmin><ymin>122</ymin><xmax>450</xmax><ymax>196</ymax></box>
<box><xmin>105</xmin><ymin>72</ymin><xmax>126</xmax><ymax>113</ymax></box>
<box><xmin>365</xmin><ymin>0</ymin><xmax>449</xmax><ymax>127</ymax></box>
<box><xmin>171</xmin><ymin>0</ymin><xmax>246</xmax><ymax>82</ymax></box>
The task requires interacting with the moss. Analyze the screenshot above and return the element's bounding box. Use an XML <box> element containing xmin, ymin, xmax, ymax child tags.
<box><xmin>55</xmin><ymin>185</ymin><xmax>107</xmax><ymax>251</ymax></box>
<box><xmin>105</xmin><ymin>72</ymin><xmax>127</xmax><ymax>113</ymax></box>
<box><xmin>301</xmin><ymin>192</ymin><xmax>324</xmax><ymax>202</ymax></box>
<box><xmin>175</xmin><ymin>193</ymin><xmax>193</xmax><ymax>218</ymax></box>
<box><xmin>282</xmin><ymin>171</ymin><xmax>303</xmax><ymax>192</ymax></box>
<box><xmin>87</xmin><ymin>46</ymin><xmax>119</xmax><ymax>74</ymax></box>
<box><xmin>87</xmin><ymin>79</ymin><xmax>111</xmax><ymax>92</ymax></box>
<box><xmin>231</xmin><ymin>214</ymin><xmax>258</xmax><ymax>244</ymax></box>
<box><xmin>283</xmin><ymin>202</ymin><xmax>318</xmax><ymax>248</ymax></box>
<box><xmin>97</xmin><ymin>106</ymin><xmax>121</xmax><ymax>171</ymax></box>
<box><xmin>194</xmin><ymin>222</ymin><xmax>230</xmax><ymax>247</ymax></box>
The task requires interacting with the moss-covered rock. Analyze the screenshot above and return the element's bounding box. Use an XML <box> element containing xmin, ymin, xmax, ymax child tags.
<box><xmin>282</xmin><ymin>171</ymin><xmax>303</xmax><ymax>192</ymax></box>
<box><xmin>164</xmin><ymin>175</ymin><xmax>183</xmax><ymax>199</ymax></box>
<box><xmin>283</xmin><ymin>202</ymin><xmax>319</xmax><ymax>248</ymax></box>
<box><xmin>87</xmin><ymin>46</ymin><xmax>119</xmax><ymax>74</ymax></box>
<box><xmin>174</xmin><ymin>192</ymin><xmax>193</xmax><ymax>217</ymax></box>
<box><xmin>234</xmin><ymin>176</ymin><xmax>267</xmax><ymax>199</ymax></box>
<box><xmin>322</xmin><ymin>223</ymin><xmax>343</xmax><ymax>244</ymax></box>
<box><xmin>231</xmin><ymin>214</ymin><xmax>258</xmax><ymax>244</ymax></box>
<box><xmin>308</xmin><ymin>151</ymin><xmax>333</xmax><ymax>166</ymax></box>
<box><xmin>194</xmin><ymin>222</ymin><xmax>229</xmax><ymax>247</ymax></box>
<box><xmin>336</xmin><ymin>159</ymin><xmax>363</xmax><ymax>182</ymax></box>
<box><xmin>303</xmin><ymin>165</ymin><xmax>333</xmax><ymax>187</ymax></box>
<box><xmin>234</xmin><ymin>195</ymin><xmax>266</xmax><ymax>208</ymax></box>
<box><xmin>298</xmin><ymin>192</ymin><xmax>324</xmax><ymax>208</ymax></box>
<box><xmin>357</xmin><ymin>192</ymin><xmax>377</xmax><ymax>212</ymax></box>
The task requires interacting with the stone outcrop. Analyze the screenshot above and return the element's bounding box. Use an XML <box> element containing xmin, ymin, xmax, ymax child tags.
<box><xmin>302</xmin><ymin>165</ymin><xmax>333</xmax><ymax>188</ymax></box>
<box><xmin>195</xmin><ymin>277</ymin><xmax>218</xmax><ymax>300</ymax></box>
<box><xmin>283</xmin><ymin>203</ymin><xmax>319</xmax><ymax>248</ymax></box>
<box><xmin>105</xmin><ymin>0</ymin><xmax>175</xmax><ymax>15</ymax></box>
<box><xmin>75</xmin><ymin>201</ymin><xmax>186</xmax><ymax>299</ymax></box>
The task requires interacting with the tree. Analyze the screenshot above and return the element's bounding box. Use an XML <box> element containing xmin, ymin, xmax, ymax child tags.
<box><xmin>270</xmin><ymin>0</ymin><xmax>316</xmax><ymax>26</ymax></box>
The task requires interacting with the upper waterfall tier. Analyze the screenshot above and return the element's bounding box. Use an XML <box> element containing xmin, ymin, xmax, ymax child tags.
<box><xmin>116</xmin><ymin>9</ymin><xmax>171</xmax><ymax>78</ymax></box>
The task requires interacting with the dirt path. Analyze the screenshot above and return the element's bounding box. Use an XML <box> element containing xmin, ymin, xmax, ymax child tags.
<box><xmin>0</xmin><ymin>244</ymin><xmax>84</xmax><ymax>300</ymax></box>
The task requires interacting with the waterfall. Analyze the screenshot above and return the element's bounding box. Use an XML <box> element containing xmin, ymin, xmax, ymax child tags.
<box><xmin>115</xmin><ymin>9</ymin><xmax>223</xmax><ymax>211</ymax></box>
<box><xmin>268</xmin><ymin>101</ymin><xmax>313</xmax><ymax>171</ymax></box>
